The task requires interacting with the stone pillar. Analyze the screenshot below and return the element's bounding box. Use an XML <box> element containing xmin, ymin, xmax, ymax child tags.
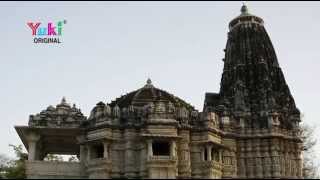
<box><xmin>219</xmin><ymin>149</ymin><xmax>222</xmax><ymax>163</ymax></box>
<box><xmin>177</xmin><ymin>130</ymin><xmax>191</xmax><ymax>178</ymax></box>
<box><xmin>76</xmin><ymin>135</ymin><xmax>87</xmax><ymax>163</ymax></box>
<box><xmin>201</xmin><ymin>147</ymin><xmax>205</xmax><ymax>161</ymax></box>
<box><xmin>147</xmin><ymin>139</ymin><xmax>153</xmax><ymax>158</ymax></box>
<box><xmin>80</xmin><ymin>145</ymin><xmax>87</xmax><ymax>162</ymax></box>
<box><xmin>103</xmin><ymin>141</ymin><xmax>109</xmax><ymax>159</ymax></box>
<box><xmin>207</xmin><ymin>145</ymin><xmax>212</xmax><ymax>161</ymax></box>
<box><xmin>170</xmin><ymin>141</ymin><xmax>176</xmax><ymax>158</ymax></box>
<box><xmin>140</xmin><ymin>141</ymin><xmax>148</xmax><ymax>178</ymax></box>
<box><xmin>27</xmin><ymin>132</ymin><xmax>40</xmax><ymax>161</ymax></box>
<box><xmin>87</xmin><ymin>145</ymin><xmax>91</xmax><ymax>162</ymax></box>
<box><xmin>124</xmin><ymin>129</ymin><xmax>136</xmax><ymax>178</ymax></box>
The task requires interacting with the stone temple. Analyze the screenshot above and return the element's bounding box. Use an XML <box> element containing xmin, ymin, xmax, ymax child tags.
<box><xmin>15</xmin><ymin>5</ymin><xmax>303</xmax><ymax>179</ymax></box>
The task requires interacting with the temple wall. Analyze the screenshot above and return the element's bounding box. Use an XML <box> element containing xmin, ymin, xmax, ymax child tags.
<box><xmin>26</xmin><ymin>161</ymin><xmax>87</xmax><ymax>179</ymax></box>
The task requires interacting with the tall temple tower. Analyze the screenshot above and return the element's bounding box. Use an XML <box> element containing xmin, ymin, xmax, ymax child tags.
<box><xmin>15</xmin><ymin>4</ymin><xmax>303</xmax><ymax>179</ymax></box>
<box><xmin>204</xmin><ymin>4</ymin><xmax>303</xmax><ymax>178</ymax></box>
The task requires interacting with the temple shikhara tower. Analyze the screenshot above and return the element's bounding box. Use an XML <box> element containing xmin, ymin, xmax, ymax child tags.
<box><xmin>15</xmin><ymin>5</ymin><xmax>303</xmax><ymax>179</ymax></box>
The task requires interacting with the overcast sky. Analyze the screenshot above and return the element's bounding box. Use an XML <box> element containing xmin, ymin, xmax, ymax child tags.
<box><xmin>0</xmin><ymin>1</ymin><xmax>319</xmax><ymax>165</ymax></box>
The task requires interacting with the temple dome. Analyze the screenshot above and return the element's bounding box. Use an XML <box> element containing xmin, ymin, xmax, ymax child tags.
<box><xmin>108</xmin><ymin>78</ymin><xmax>195</xmax><ymax>111</ymax></box>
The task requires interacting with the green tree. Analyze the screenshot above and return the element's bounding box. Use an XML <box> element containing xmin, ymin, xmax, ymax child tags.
<box><xmin>3</xmin><ymin>144</ymin><xmax>27</xmax><ymax>179</ymax></box>
<box><xmin>0</xmin><ymin>154</ymin><xmax>10</xmax><ymax>179</ymax></box>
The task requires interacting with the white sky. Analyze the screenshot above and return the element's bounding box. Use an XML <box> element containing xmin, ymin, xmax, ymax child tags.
<box><xmin>0</xmin><ymin>1</ymin><xmax>319</xmax><ymax>165</ymax></box>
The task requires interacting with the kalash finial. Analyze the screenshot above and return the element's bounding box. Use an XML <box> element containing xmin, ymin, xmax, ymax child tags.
<box><xmin>241</xmin><ymin>2</ymin><xmax>249</xmax><ymax>15</ymax></box>
<box><xmin>144</xmin><ymin>78</ymin><xmax>154</xmax><ymax>88</ymax></box>
<box><xmin>61</xmin><ymin>96</ymin><xmax>67</xmax><ymax>104</ymax></box>
<box><xmin>57</xmin><ymin>96</ymin><xmax>70</xmax><ymax>107</ymax></box>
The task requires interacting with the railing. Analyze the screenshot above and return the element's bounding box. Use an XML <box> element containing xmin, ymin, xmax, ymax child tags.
<box><xmin>148</xmin><ymin>155</ymin><xmax>177</xmax><ymax>161</ymax></box>
<box><xmin>201</xmin><ymin>160</ymin><xmax>222</xmax><ymax>170</ymax></box>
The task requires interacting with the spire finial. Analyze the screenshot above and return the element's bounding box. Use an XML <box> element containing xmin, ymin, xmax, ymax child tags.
<box><xmin>57</xmin><ymin>96</ymin><xmax>70</xmax><ymax>107</ymax></box>
<box><xmin>241</xmin><ymin>2</ymin><xmax>249</xmax><ymax>15</ymax></box>
<box><xmin>144</xmin><ymin>78</ymin><xmax>154</xmax><ymax>88</ymax></box>
<box><xmin>61</xmin><ymin>96</ymin><xmax>66</xmax><ymax>104</ymax></box>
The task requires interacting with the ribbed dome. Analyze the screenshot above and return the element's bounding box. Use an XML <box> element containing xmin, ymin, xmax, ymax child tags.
<box><xmin>108</xmin><ymin>79</ymin><xmax>195</xmax><ymax>111</ymax></box>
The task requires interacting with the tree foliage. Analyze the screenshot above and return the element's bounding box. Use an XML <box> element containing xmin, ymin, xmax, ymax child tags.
<box><xmin>300</xmin><ymin>123</ymin><xmax>319</xmax><ymax>179</ymax></box>
<box><xmin>1</xmin><ymin>144</ymin><xmax>27</xmax><ymax>179</ymax></box>
<box><xmin>43</xmin><ymin>154</ymin><xmax>64</xmax><ymax>162</ymax></box>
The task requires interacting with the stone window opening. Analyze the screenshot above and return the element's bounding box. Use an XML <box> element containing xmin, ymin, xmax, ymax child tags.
<box><xmin>152</xmin><ymin>141</ymin><xmax>170</xmax><ymax>156</ymax></box>
<box><xmin>43</xmin><ymin>154</ymin><xmax>79</xmax><ymax>162</ymax></box>
<box><xmin>91</xmin><ymin>143</ymin><xmax>104</xmax><ymax>159</ymax></box>
<box><xmin>204</xmin><ymin>148</ymin><xmax>208</xmax><ymax>161</ymax></box>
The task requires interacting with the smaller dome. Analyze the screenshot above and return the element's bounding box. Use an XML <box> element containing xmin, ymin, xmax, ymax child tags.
<box><xmin>28</xmin><ymin>97</ymin><xmax>86</xmax><ymax>128</ymax></box>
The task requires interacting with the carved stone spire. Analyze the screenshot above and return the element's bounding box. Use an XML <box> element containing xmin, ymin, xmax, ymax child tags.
<box><xmin>206</xmin><ymin>5</ymin><xmax>300</xmax><ymax>129</ymax></box>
